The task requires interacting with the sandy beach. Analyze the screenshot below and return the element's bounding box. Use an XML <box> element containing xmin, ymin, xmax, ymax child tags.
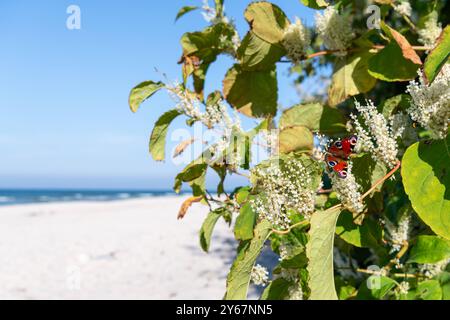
<box><xmin>0</xmin><ymin>196</ymin><xmax>253</xmax><ymax>300</ymax></box>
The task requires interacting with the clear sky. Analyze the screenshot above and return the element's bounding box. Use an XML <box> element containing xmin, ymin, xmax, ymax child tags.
<box><xmin>0</xmin><ymin>0</ymin><xmax>317</xmax><ymax>190</ymax></box>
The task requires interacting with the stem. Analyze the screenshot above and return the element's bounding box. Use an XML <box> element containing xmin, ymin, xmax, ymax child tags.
<box><xmin>271</xmin><ymin>220</ymin><xmax>310</xmax><ymax>235</ymax></box>
<box><xmin>384</xmin><ymin>240</ymin><xmax>409</xmax><ymax>272</ymax></box>
<box><xmin>357</xmin><ymin>268</ymin><xmax>420</xmax><ymax>279</ymax></box>
<box><xmin>361</xmin><ymin>160</ymin><xmax>401</xmax><ymax>200</ymax></box>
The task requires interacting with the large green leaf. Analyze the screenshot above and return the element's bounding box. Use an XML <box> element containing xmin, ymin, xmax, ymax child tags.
<box><xmin>328</xmin><ymin>51</ymin><xmax>377</xmax><ymax>106</ymax></box>
<box><xmin>260</xmin><ymin>278</ymin><xmax>293</xmax><ymax>300</ymax></box>
<box><xmin>336</xmin><ymin>211</ymin><xmax>383</xmax><ymax>249</ymax></box>
<box><xmin>149</xmin><ymin>109</ymin><xmax>181</xmax><ymax>161</ymax></box>
<box><xmin>223</xmin><ymin>65</ymin><xmax>278</xmax><ymax>118</ymax></box>
<box><xmin>129</xmin><ymin>81</ymin><xmax>164</xmax><ymax>113</ymax></box>
<box><xmin>278</xmin><ymin>126</ymin><xmax>314</xmax><ymax>153</ymax></box>
<box><xmin>424</xmin><ymin>25</ymin><xmax>450</xmax><ymax>84</ymax></box>
<box><xmin>437</xmin><ymin>272</ymin><xmax>450</xmax><ymax>300</ymax></box>
<box><xmin>279</xmin><ymin>103</ymin><xmax>347</xmax><ymax>134</ymax></box>
<box><xmin>224</xmin><ymin>220</ymin><xmax>272</xmax><ymax>300</ymax></box>
<box><xmin>174</xmin><ymin>154</ymin><xmax>209</xmax><ymax>195</ymax></box>
<box><xmin>199</xmin><ymin>208</ymin><xmax>224</xmax><ymax>252</ymax></box>
<box><xmin>368</xmin><ymin>42</ymin><xmax>420</xmax><ymax>82</ymax></box>
<box><xmin>234</xmin><ymin>202</ymin><xmax>257</xmax><ymax>241</ymax></box>
<box><xmin>238</xmin><ymin>31</ymin><xmax>286</xmax><ymax>71</ymax></box>
<box><xmin>407</xmin><ymin>235</ymin><xmax>450</xmax><ymax>264</ymax></box>
<box><xmin>244</xmin><ymin>2</ymin><xmax>290</xmax><ymax>44</ymax></box>
<box><xmin>402</xmin><ymin>135</ymin><xmax>450</xmax><ymax>240</ymax></box>
<box><xmin>306</xmin><ymin>206</ymin><xmax>342</xmax><ymax>300</ymax></box>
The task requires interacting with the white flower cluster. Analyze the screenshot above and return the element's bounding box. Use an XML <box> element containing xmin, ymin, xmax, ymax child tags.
<box><xmin>250</xmin><ymin>264</ymin><xmax>269</xmax><ymax>286</ymax></box>
<box><xmin>393</xmin><ymin>1</ymin><xmax>412</xmax><ymax>17</ymax></box>
<box><xmin>330</xmin><ymin>163</ymin><xmax>364</xmax><ymax>214</ymax></box>
<box><xmin>315</xmin><ymin>6</ymin><xmax>355</xmax><ymax>55</ymax></box>
<box><xmin>398</xmin><ymin>281</ymin><xmax>410</xmax><ymax>295</ymax></box>
<box><xmin>418</xmin><ymin>14</ymin><xmax>442</xmax><ymax>48</ymax></box>
<box><xmin>385</xmin><ymin>214</ymin><xmax>411</xmax><ymax>252</ymax></box>
<box><xmin>250</xmin><ymin>157</ymin><xmax>317</xmax><ymax>228</ymax></box>
<box><xmin>406</xmin><ymin>64</ymin><xmax>450</xmax><ymax>140</ymax></box>
<box><xmin>419</xmin><ymin>259</ymin><xmax>449</xmax><ymax>278</ymax></box>
<box><xmin>201</xmin><ymin>0</ymin><xmax>228</xmax><ymax>24</ymax></box>
<box><xmin>351</xmin><ymin>100</ymin><xmax>401</xmax><ymax>168</ymax></box>
<box><xmin>282</xmin><ymin>17</ymin><xmax>311</xmax><ymax>64</ymax></box>
<box><xmin>287</xmin><ymin>283</ymin><xmax>304</xmax><ymax>300</ymax></box>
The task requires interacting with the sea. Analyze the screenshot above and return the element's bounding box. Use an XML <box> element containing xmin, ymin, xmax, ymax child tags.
<box><xmin>0</xmin><ymin>189</ymin><xmax>187</xmax><ymax>206</ymax></box>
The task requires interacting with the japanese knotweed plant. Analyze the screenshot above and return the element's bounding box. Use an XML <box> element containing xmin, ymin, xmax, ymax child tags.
<box><xmin>129</xmin><ymin>0</ymin><xmax>450</xmax><ymax>300</ymax></box>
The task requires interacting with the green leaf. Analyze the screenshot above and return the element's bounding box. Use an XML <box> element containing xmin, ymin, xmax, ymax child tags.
<box><xmin>181</xmin><ymin>163</ymin><xmax>208</xmax><ymax>182</ymax></box>
<box><xmin>175</xmin><ymin>6</ymin><xmax>198</xmax><ymax>21</ymax></box>
<box><xmin>279</xmin><ymin>103</ymin><xmax>347</xmax><ymax>135</ymax></box>
<box><xmin>260</xmin><ymin>278</ymin><xmax>292</xmax><ymax>300</ymax></box>
<box><xmin>234</xmin><ymin>203</ymin><xmax>257</xmax><ymax>241</ymax></box>
<box><xmin>306</xmin><ymin>206</ymin><xmax>342</xmax><ymax>300</ymax></box>
<box><xmin>352</xmin><ymin>153</ymin><xmax>387</xmax><ymax>193</ymax></box>
<box><xmin>437</xmin><ymin>272</ymin><xmax>450</xmax><ymax>300</ymax></box>
<box><xmin>424</xmin><ymin>25</ymin><xmax>450</xmax><ymax>84</ymax></box>
<box><xmin>174</xmin><ymin>153</ymin><xmax>210</xmax><ymax>195</ymax></box>
<box><xmin>299</xmin><ymin>0</ymin><xmax>329</xmax><ymax>9</ymax></box>
<box><xmin>224</xmin><ymin>220</ymin><xmax>272</xmax><ymax>300</ymax></box>
<box><xmin>402</xmin><ymin>135</ymin><xmax>450</xmax><ymax>240</ymax></box>
<box><xmin>129</xmin><ymin>81</ymin><xmax>164</xmax><ymax>113</ymax></box>
<box><xmin>328</xmin><ymin>51</ymin><xmax>377</xmax><ymax>106</ymax></box>
<box><xmin>278</xmin><ymin>126</ymin><xmax>314</xmax><ymax>153</ymax></box>
<box><xmin>378</xmin><ymin>94</ymin><xmax>411</xmax><ymax>119</ymax></box>
<box><xmin>417</xmin><ymin>280</ymin><xmax>443</xmax><ymax>300</ymax></box>
<box><xmin>368</xmin><ymin>42</ymin><xmax>420</xmax><ymax>81</ymax></box>
<box><xmin>223</xmin><ymin>65</ymin><xmax>278</xmax><ymax>118</ymax></box>
<box><xmin>336</xmin><ymin>211</ymin><xmax>383</xmax><ymax>249</ymax></box>
<box><xmin>234</xmin><ymin>186</ymin><xmax>251</xmax><ymax>205</ymax></box>
<box><xmin>408</xmin><ymin>235</ymin><xmax>450</xmax><ymax>264</ymax></box>
<box><xmin>149</xmin><ymin>109</ymin><xmax>181</xmax><ymax>161</ymax></box>
<box><xmin>238</xmin><ymin>31</ymin><xmax>286</xmax><ymax>71</ymax></box>
<box><xmin>244</xmin><ymin>2</ymin><xmax>290</xmax><ymax>44</ymax></box>
<box><xmin>199</xmin><ymin>208</ymin><xmax>224</xmax><ymax>252</ymax></box>
<box><xmin>356</xmin><ymin>276</ymin><xmax>397</xmax><ymax>300</ymax></box>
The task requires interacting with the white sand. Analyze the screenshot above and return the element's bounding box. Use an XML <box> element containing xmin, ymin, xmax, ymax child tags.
<box><xmin>0</xmin><ymin>196</ymin><xmax>243</xmax><ymax>300</ymax></box>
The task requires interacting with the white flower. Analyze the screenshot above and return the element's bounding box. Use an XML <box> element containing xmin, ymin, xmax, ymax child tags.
<box><xmin>330</xmin><ymin>163</ymin><xmax>364</xmax><ymax>214</ymax></box>
<box><xmin>393</xmin><ymin>1</ymin><xmax>412</xmax><ymax>17</ymax></box>
<box><xmin>250</xmin><ymin>157</ymin><xmax>317</xmax><ymax>228</ymax></box>
<box><xmin>419</xmin><ymin>259</ymin><xmax>450</xmax><ymax>278</ymax></box>
<box><xmin>201</xmin><ymin>0</ymin><xmax>229</xmax><ymax>24</ymax></box>
<box><xmin>282</xmin><ymin>17</ymin><xmax>311</xmax><ymax>64</ymax></box>
<box><xmin>418</xmin><ymin>14</ymin><xmax>442</xmax><ymax>48</ymax></box>
<box><xmin>287</xmin><ymin>283</ymin><xmax>304</xmax><ymax>300</ymax></box>
<box><xmin>398</xmin><ymin>281</ymin><xmax>410</xmax><ymax>295</ymax></box>
<box><xmin>389</xmin><ymin>112</ymin><xmax>418</xmax><ymax>149</ymax></box>
<box><xmin>351</xmin><ymin>100</ymin><xmax>401</xmax><ymax>168</ymax></box>
<box><xmin>315</xmin><ymin>6</ymin><xmax>355</xmax><ymax>55</ymax></box>
<box><xmin>406</xmin><ymin>64</ymin><xmax>450</xmax><ymax>140</ymax></box>
<box><xmin>385</xmin><ymin>214</ymin><xmax>411</xmax><ymax>252</ymax></box>
<box><xmin>251</xmin><ymin>264</ymin><xmax>269</xmax><ymax>286</ymax></box>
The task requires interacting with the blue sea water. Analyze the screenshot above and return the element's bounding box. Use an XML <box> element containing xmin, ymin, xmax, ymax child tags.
<box><xmin>0</xmin><ymin>189</ymin><xmax>186</xmax><ymax>206</ymax></box>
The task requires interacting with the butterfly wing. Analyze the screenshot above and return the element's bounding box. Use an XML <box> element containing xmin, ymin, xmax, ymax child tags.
<box><xmin>325</xmin><ymin>154</ymin><xmax>348</xmax><ymax>178</ymax></box>
<box><xmin>328</xmin><ymin>135</ymin><xmax>358</xmax><ymax>160</ymax></box>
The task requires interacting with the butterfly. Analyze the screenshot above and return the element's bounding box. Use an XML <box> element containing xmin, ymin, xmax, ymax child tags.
<box><xmin>325</xmin><ymin>135</ymin><xmax>358</xmax><ymax>178</ymax></box>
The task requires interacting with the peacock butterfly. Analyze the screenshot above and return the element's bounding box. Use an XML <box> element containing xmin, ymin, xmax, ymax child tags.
<box><xmin>325</xmin><ymin>135</ymin><xmax>358</xmax><ymax>178</ymax></box>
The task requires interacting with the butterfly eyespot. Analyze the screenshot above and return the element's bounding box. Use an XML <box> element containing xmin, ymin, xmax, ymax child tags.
<box><xmin>328</xmin><ymin>161</ymin><xmax>337</xmax><ymax>167</ymax></box>
<box><xmin>350</xmin><ymin>136</ymin><xmax>358</xmax><ymax>145</ymax></box>
<box><xmin>335</xmin><ymin>141</ymin><xmax>343</xmax><ymax>149</ymax></box>
<box><xmin>338</xmin><ymin>171</ymin><xmax>348</xmax><ymax>178</ymax></box>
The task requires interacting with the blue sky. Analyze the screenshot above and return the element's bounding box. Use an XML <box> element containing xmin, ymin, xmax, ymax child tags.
<box><xmin>0</xmin><ymin>0</ymin><xmax>317</xmax><ymax>190</ymax></box>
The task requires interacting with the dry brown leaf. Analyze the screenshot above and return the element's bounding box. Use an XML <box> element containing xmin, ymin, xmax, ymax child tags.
<box><xmin>177</xmin><ymin>196</ymin><xmax>203</xmax><ymax>220</ymax></box>
<box><xmin>173</xmin><ymin>138</ymin><xmax>195</xmax><ymax>158</ymax></box>
<box><xmin>385</xmin><ymin>24</ymin><xmax>422</xmax><ymax>65</ymax></box>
